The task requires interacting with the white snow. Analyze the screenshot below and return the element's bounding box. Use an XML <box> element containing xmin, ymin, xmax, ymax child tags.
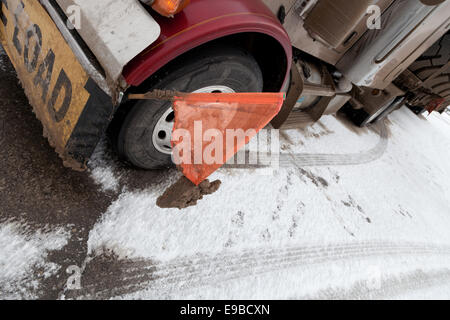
<box><xmin>88</xmin><ymin>139</ymin><xmax>121</xmax><ymax>192</ymax></box>
<box><xmin>391</xmin><ymin>280</ymin><xmax>450</xmax><ymax>300</ymax></box>
<box><xmin>85</xmin><ymin>107</ymin><xmax>450</xmax><ymax>299</ymax></box>
<box><xmin>121</xmin><ymin>255</ymin><xmax>450</xmax><ymax>300</ymax></box>
<box><xmin>0</xmin><ymin>221</ymin><xmax>69</xmax><ymax>299</ymax></box>
<box><xmin>281</xmin><ymin>115</ymin><xmax>380</xmax><ymax>155</ymax></box>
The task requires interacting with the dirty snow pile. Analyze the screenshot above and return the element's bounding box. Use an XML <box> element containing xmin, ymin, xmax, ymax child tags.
<box><xmin>85</xmin><ymin>107</ymin><xmax>450</xmax><ymax>299</ymax></box>
<box><xmin>0</xmin><ymin>221</ymin><xmax>68</xmax><ymax>299</ymax></box>
<box><xmin>88</xmin><ymin>139</ymin><xmax>121</xmax><ymax>192</ymax></box>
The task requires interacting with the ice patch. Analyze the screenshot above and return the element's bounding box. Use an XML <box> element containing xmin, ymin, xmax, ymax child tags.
<box><xmin>0</xmin><ymin>221</ymin><xmax>69</xmax><ymax>299</ymax></box>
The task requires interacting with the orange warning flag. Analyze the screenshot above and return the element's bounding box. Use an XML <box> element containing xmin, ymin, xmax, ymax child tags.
<box><xmin>171</xmin><ymin>93</ymin><xmax>285</xmax><ymax>185</ymax></box>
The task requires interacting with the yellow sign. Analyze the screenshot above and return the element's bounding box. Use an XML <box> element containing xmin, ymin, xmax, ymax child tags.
<box><xmin>0</xmin><ymin>0</ymin><xmax>90</xmax><ymax>157</ymax></box>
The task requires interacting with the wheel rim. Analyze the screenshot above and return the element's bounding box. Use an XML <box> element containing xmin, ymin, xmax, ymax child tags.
<box><xmin>152</xmin><ymin>85</ymin><xmax>236</xmax><ymax>154</ymax></box>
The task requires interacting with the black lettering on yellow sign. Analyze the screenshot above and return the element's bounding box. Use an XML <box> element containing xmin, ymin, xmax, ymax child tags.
<box><xmin>48</xmin><ymin>69</ymin><xmax>72</xmax><ymax>122</ymax></box>
<box><xmin>34</xmin><ymin>49</ymin><xmax>55</xmax><ymax>103</ymax></box>
<box><xmin>24</xmin><ymin>24</ymin><xmax>42</xmax><ymax>73</ymax></box>
<box><xmin>0</xmin><ymin>0</ymin><xmax>8</xmax><ymax>27</ymax></box>
<box><xmin>3</xmin><ymin>0</ymin><xmax>75</xmax><ymax>123</ymax></box>
<box><xmin>1</xmin><ymin>0</ymin><xmax>115</xmax><ymax>166</ymax></box>
<box><xmin>12</xmin><ymin>0</ymin><xmax>24</xmax><ymax>55</ymax></box>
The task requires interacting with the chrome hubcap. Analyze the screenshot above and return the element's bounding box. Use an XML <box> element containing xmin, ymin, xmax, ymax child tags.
<box><xmin>152</xmin><ymin>85</ymin><xmax>236</xmax><ymax>154</ymax></box>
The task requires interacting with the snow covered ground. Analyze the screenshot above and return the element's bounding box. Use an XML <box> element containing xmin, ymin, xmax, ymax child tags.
<box><xmin>0</xmin><ymin>222</ymin><xmax>68</xmax><ymax>299</ymax></box>
<box><xmin>1</xmin><ymin>71</ymin><xmax>450</xmax><ymax>299</ymax></box>
<box><xmin>80</xmin><ymin>107</ymin><xmax>450</xmax><ymax>299</ymax></box>
<box><xmin>2</xmin><ymin>38</ymin><xmax>450</xmax><ymax>299</ymax></box>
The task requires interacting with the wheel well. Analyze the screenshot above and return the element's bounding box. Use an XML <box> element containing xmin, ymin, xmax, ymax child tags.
<box><xmin>127</xmin><ymin>32</ymin><xmax>289</xmax><ymax>94</ymax></box>
<box><xmin>109</xmin><ymin>33</ymin><xmax>288</xmax><ymax>145</ymax></box>
<box><xmin>214</xmin><ymin>33</ymin><xmax>289</xmax><ymax>92</ymax></box>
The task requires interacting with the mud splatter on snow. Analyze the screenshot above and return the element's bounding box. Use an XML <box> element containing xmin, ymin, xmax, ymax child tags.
<box><xmin>157</xmin><ymin>176</ymin><xmax>221</xmax><ymax>209</ymax></box>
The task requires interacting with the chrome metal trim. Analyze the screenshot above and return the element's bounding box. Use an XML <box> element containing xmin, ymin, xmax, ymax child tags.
<box><xmin>39</xmin><ymin>0</ymin><xmax>112</xmax><ymax>97</ymax></box>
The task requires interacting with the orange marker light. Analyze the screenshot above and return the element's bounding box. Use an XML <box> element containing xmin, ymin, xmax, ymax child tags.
<box><xmin>150</xmin><ymin>0</ymin><xmax>190</xmax><ymax>17</ymax></box>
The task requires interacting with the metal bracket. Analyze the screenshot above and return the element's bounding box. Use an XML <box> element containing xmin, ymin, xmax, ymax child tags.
<box><xmin>303</xmin><ymin>64</ymin><xmax>336</xmax><ymax>122</ymax></box>
<box><xmin>271</xmin><ymin>63</ymin><xmax>304</xmax><ymax>129</ymax></box>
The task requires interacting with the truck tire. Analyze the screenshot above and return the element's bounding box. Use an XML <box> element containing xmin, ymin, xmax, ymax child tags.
<box><xmin>407</xmin><ymin>105</ymin><xmax>426</xmax><ymax>115</ymax></box>
<box><xmin>407</xmin><ymin>32</ymin><xmax>450</xmax><ymax>111</ymax></box>
<box><xmin>116</xmin><ymin>45</ymin><xmax>263</xmax><ymax>169</ymax></box>
<box><xmin>340</xmin><ymin>105</ymin><xmax>372</xmax><ymax>127</ymax></box>
<box><xmin>409</xmin><ymin>32</ymin><xmax>450</xmax><ymax>82</ymax></box>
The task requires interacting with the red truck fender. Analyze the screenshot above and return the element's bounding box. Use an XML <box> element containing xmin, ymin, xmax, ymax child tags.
<box><xmin>123</xmin><ymin>0</ymin><xmax>292</xmax><ymax>91</ymax></box>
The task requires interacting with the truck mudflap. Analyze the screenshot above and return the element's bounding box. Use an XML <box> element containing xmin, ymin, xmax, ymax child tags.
<box><xmin>0</xmin><ymin>0</ymin><xmax>114</xmax><ymax>170</ymax></box>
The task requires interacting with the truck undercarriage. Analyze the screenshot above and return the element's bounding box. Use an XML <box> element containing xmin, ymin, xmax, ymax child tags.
<box><xmin>0</xmin><ymin>0</ymin><xmax>449</xmax><ymax>172</ymax></box>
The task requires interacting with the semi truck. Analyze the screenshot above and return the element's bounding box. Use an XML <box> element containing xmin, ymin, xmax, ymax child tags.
<box><xmin>0</xmin><ymin>0</ymin><xmax>449</xmax><ymax>171</ymax></box>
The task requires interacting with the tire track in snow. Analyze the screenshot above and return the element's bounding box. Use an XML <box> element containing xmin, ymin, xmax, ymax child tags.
<box><xmin>73</xmin><ymin>241</ymin><xmax>450</xmax><ymax>299</ymax></box>
<box><xmin>225</xmin><ymin>121</ymin><xmax>388</xmax><ymax>169</ymax></box>
<box><xmin>306</xmin><ymin>269</ymin><xmax>450</xmax><ymax>300</ymax></box>
<box><xmin>69</xmin><ymin>122</ymin><xmax>396</xmax><ymax>300</ymax></box>
<box><xmin>280</xmin><ymin>121</ymin><xmax>388</xmax><ymax>167</ymax></box>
